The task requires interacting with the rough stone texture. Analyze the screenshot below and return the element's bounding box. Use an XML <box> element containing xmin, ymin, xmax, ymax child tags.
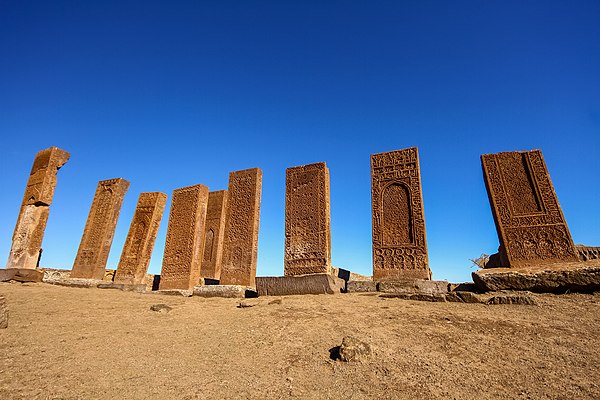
<box><xmin>114</xmin><ymin>192</ymin><xmax>167</xmax><ymax>285</ymax></box>
<box><xmin>378</xmin><ymin>279</ymin><xmax>449</xmax><ymax>295</ymax></box>
<box><xmin>486</xmin><ymin>294</ymin><xmax>537</xmax><ymax>305</ymax></box>
<box><xmin>7</xmin><ymin>147</ymin><xmax>70</xmax><ymax>270</ymax></box>
<box><xmin>71</xmin><ymin>178</ymin><xmax>130</xmax><ymax>280</ymax></box>
<box><xmin>103</xmin><ymin>269</ymin><xmax>116</xmax><ymax>282</ymax></box>
<box><xmin>577</xmin><ymin>245</ymin><xmax>600</xmax><ymax>261</ymax></box>
<box><xmin>150</xmin><ymin>304</ymin><xmax>172</xmax><ymax>313</ymax></box>
<box><xmin>380</xmin><ymin>292</ymin><xmax>447</xmax><ymax>302</ymax></box>
<box><xmin>200</xmin><ymin>190</ymin><xmax>228</xmax><ymax>281</ymax></box>
<box><xmin>256</xmin><ymin>274</ymin><xmax>344</xmax><ymax>296</ymax></box>
<box><xmin>346</xmin><ymin>280</ymin><xmax>378</xmax><ymax>293</ymax></box>
<box><xmin>0</xmin><ymin>295</ymin><xmax>7</xmax><ymax>329</ymax></box>
<box><xmin>481</xmin><ymin>150</ymin><xmax>579</xmax><ymax>268</ymax></box>
<box><xmin>45</xmin><ymin>278</ymin><xmax>105</xmax><ymax>288</ymax></box>
<box><xmin>445</xmin><ymin>291</ymin><xmax>483</xmax><ymax>303</ymax></box>
<box><xmin>284</xmin><ymin>162</ymin><xmax>331</xmax><ymax>276</ymax></box>
<box><xmin>472</xmin><ymin>259</ymin><xmax>600</xmax><ymax>293</ymax></box>
<box><xmin>371</xmin><ymin>148</ymin><xmax>431</xmax><ymax>281</ymax></box>
<box><xmin>160</xmin><ymin>184</ymin><xmax>209</xmax><ymax>290</ymax></box>
<box><xmin>41</xmin><ymin>268</ymin><xmax>71</xmax><ymax>283</ymax></box>
<box><xmin>0</xmin><ymin>268</ymin><xmax>44</xmax><ymax>282</ymax></box>
<box><xmin>337</xmin><ymin>336</ymin><xmax>372</xmax><ymax>362</ymax></box>
<box><xmin>150</xmin><ymin>289</ymin><xmax>193</xmax><ymax>297</ymax></box>
<box><xmin>143</xmin><ymin>274</ymin><xmax>160</xmax><ymax>292</ymax></box>
<box><xmin>97</xmin><ymin>283</ymin><xmax>146</xmax><ymax>293</ymax></box>
<box><xmin>192</xmin><ymin>285</ymin><xmax>247</xmax><ymax>298</ymax></box>
<box><xmin>220</xmin><ymin>168</ymin><xmax>262</xmax><ymax>287</ymax></box>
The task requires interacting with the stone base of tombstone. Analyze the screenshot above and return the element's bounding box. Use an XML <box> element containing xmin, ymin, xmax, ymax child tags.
<box><xmin>378</xmin><ymin>279</ymin><xmax>449</xmax><ymax>295</ymax></box>
<box><xmin>0</xmin><ymin>268</ymin><xmax>44</xmax><ymax>283</ymax></box>
<box><xmin>256</xmin><ymin>274</ymin><xmax>345</xmax><ymax>296</ymax></box>
<box><xmin>41</xmin><ymin>268</ymin><xmax>71</xmax><ymax>283</ymax></box>
<box><xmin>346</xmin><ymin>280</ymin><xmax>378</xmax><ymax>293</ymax></box>
<box><xmin>472</xmin><ymin>259</ymin><xmax>600</xmax><ymax>293</ymax></box>
<box><xmin>97</xmin><ymin>283</ymin><xmax>147</xmax><ymax>293</ymax></box>
<box><xmin>0</xmin><ymin>295</ymin><xmax>8</xmax><ymax>329</ymax></box>
<box><xmin>45</xmin><ymin>278</ymin><xmax>105</xmax><ymax>288</ymax></box>
<box><xmin>148</xmin><ymin>289</ymin><xmax>193</xmax><ymax>297</ymax></box>
<box><xmin>192</xmin><ymin>285</ymin><xmax>258</xmax><ymax>298</ymax></box>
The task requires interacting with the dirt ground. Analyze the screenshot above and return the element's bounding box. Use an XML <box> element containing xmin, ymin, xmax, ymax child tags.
<box><xmin>1</xmin><ymin>282</ymin><xmax>599</xmax><ymax>399</ymax></box>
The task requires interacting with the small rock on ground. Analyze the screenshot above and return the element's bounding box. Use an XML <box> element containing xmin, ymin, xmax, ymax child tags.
<box><xmin>486</xmin><ymin>294</ymin><xmax>536</xmax><ymax>305</ymax></box>
<box><xmin>150</xmin><ymin>304</ymin><xmax>172</xmax><ymax>313</ymax></box>
<box><xmin>334</xmin><ymin>336</ymin><xmax>372</xmax><ymax>362</ymax></box>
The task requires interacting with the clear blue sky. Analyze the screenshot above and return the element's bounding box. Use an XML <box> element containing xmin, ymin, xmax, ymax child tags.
<box><xmin>1</xmin><ymin>1</ymin><xmax>598</xmax><ymax>282</ymax></box>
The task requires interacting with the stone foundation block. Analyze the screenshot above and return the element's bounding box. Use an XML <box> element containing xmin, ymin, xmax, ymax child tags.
<box><xmin>256</xmin><ymin>274</ymin><xmax>344</xmax><ymax>296</ymax></box>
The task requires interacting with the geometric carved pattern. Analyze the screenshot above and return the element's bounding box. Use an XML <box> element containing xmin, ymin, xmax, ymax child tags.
<box><xmin>114</xmin><ymin>192</ymin><xmax>167</xmax><ymax>285</ymax></box>
<box><xmin>6</xmin><ymin>147</ymin><xmax>70</xmax><ymax>269</ymax></box>
<box><xmin>159</xmin><ymin>184</ymin><xmax>209</xmax><ymax>290</ymax></box>
<box><xmin>371</xmin><ymin>147</ymin><xmax>431</xmax><ymax>280</ymax></box>
<box><xmin>200</xmin><ymin>190</ymin><xmax>228</xmax><ymax>281</ymax></box>
<box><xmin>284</xmin><ymin>162</ymin><xmax>331</xmax><ymax>276</ymax></box>
<box><xmin>481</xmin><ymin>150</ymin><xmax>579</xmax><ymax>267</ymax></box>
<box><xmin>71</xmin><ymin>178</ymin><xmax>130</xmax><ymax>280</ymax></box>
<box><xmin>220</xmin><ymin>168</ymin><xmax>262</xmax><ymax>287</ymax></box>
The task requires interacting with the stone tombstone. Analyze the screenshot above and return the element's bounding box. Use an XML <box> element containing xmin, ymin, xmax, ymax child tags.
<box><xmin>284</xmin><ymin>162</ymin><xmax>332</xmax><ymax>276</ymax></box>
<box><xmin>7</xmin><ymin>147</ymin><xmax>70</xmax><ymax>269</ymax></box>
<box><xmin>200</xmin><ymin>190</ymin><xmax>228</xmax><ymax>280</ymax></box>
<box><xmin>220</xmin><ymin>168</ymin><xmax>262</xmax><ymax>287</ymax></box>
<box><xmin>371</xmin><ymin>147</ymin><xmax>431</xmax><ymax>280</ymax></box>
<box><xmin>113</xmin><ymin>192</ymin><xmax>167</xmax><ymax>285</ymax></box>
<box><xmin>159</xmin><ymin>184</ymin><xmax>209</xmax><ymax>290</ymax></box>
<box><xmin>481</xmin><ymin>150</ymin><xmax>579</xmax><ymax>267</ymax></box>
<box><xmin>71</xmin><ymin>178</ymin><xmax>130</xmax><ymax>280</ymax></box>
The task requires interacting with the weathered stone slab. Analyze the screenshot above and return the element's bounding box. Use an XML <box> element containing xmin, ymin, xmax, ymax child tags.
<box><xmin>486</xmin><ymin>294</ymin><xmax>536</xmax><ymax>305</ymax></box>
<box><xmin>0</xmin><ymin>268</ymin><xmax>44</xmax><ymax>282</ymax></box>
<box><xmin>256</xmin><ymin>274</ymin><xmax>344</xmax><ymax>296</ymax></box>
<box><xmin>220</xmin><ymin>168</ymin><xmax>262</xmax><ymax>287</ymax></box>
<box><xmin>41</xmin><ymin>268</ymin><xmax>71</xmax><ymax>283</ymax></box>
<box><xmin>577</xmin><ymin>245</ymin><xmax>600</xmax><ymax>261</ymax></box>
<box><xmin>472</xmin><ymin>259</ymin><xmax>600</xmax><ymax>293</ymax></box>
<box><xmin>284</xmin><ymin>162</ymin><xmax>331</xmax><ymax>275</ymax></box>
<box><xmin>71</xmin><ymin>178</ymin><xmax>130</xmax><ymax>279</ymax></box>
<box><xmin>378</xmin><ymin>279</ymin><xmax>449</xmax><ymax>295</ymax></box>
<box><xmin>380</xmin><ymin>292</ymin><xmax>447</xmax><ymax>302</ymax></box>
<box><xmin>481</xmin><ymin>150</ymin><xmax>579</xmax><ymax>268</ymax></box>
<box><xmin>7</xmin><ymin>147</ymin><xmax>70</xmax><ymax>270</ymax></box>
<box><xmin>46</xmin><ymin>278</ymin><xmax>105</xmax><ymax>288</ymax></box>
<box><xmin>149</xmin><ymin>289</ymin><xmax>193</xmax><ymax>297</ymax></box>
<box><xmin>371</xmin><ymin>148</ymin><xmax>431</xmax><ymax>281</ymax></box>
<box><xmin>159</xmin><ymin>184</ymin><xmax>209</xmax><ymax>290</ymax></box>
<box><xmin>114</xmin><ymin>192</ymin><xmax>167</xmax><ymax>285</ymax></box>
<box><xmin>97</xmin><ymin>282</ymin><xmax>146</xmax><ymax>293</ymax></box>
<box><xmin>0</xmin><ymin>296</ymin><xmax>7</xmax><ymax>329</ymax></box>
<box><xmin>445</xmin><ymin>291</ymin><xmax>483</xmax><ymax>303</ymax></box>
<box><xmin>200</xmin><ymin>190</ymin><xmax>228</xmax><ymax>281</ymax></box>
<box><xmin>192</xmin><ymin>285</ymin><xmax>247</xmax><ymax>298</ymax></box>
<box><xmin>346</xmin><ymin>280</ymin><xmax>378</xmax><ymax>293</ymax></box>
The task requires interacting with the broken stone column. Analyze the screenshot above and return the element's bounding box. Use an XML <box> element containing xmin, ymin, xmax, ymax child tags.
<box><xmin>284</xmin><ymin>162</ymin><xmax>331</xmax><ymax>275</ymax></box>
<box><xmin>481</xmin><ymin>150</ymin><xmax>579</xmax><ymax>267</ymax></box>
<box><xmin>71</xmin><ymin>178</ymin><xmax>130</xmax><ymax>280</ymax></box>
<box><xmin>371</xmin><ymin>147</ymin><xmax>431</xmax><ymax>281</ymax></box>
<box><xmin>159</xmin><ymin>184</ymin><xmax>209</xmax><ymax>290</ymax></box>
<box><xmin>220</xmin><ymin>168</ymin><xmax>262</xmax><ymax>287</ymax></box>
<box><xmin>113</xmin><ymin>192</ymin><xmax>167</xmax><ymax>285</ymax></box>
<box><xmin>6</xmin><ymin>147</ymin><xmax>70</xmax><ymax>269</ymax></box>
<box><xmin>200</xmin><ymin>190</ymin><xmax>228</xmax><ymax>281</ymax></box>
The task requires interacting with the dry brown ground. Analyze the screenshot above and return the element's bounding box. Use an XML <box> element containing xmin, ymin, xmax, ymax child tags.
<box><xmin>0</xmin><ymin>282</ymin><xmax>599</xmax><ymax>400</ymax></box>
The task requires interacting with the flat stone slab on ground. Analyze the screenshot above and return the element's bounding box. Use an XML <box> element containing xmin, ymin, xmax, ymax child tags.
<box><xmin>378</xmin><ymin>279</ymin><xmax>449</xmax><ymax>295</ymax></box>
<box><xmin>0</xmin><ymin>268</ymin><xmax>44</xmax><ymax>283</ymax></box>
<box><xmin>147</xmin><ymin>289</ymin><xmax>193</xmax><ymax>297</ymax></box>
<box><xmin>193</xmin><ymin>285</ymin><xmax>251</xmax><ymax>298</ymax></box>
<box><xmin>256</xmin><ymin>274</ymin><xmax>344</xmax><ymax>296</ymax></box>
<box><xmin>346</xmin><ymin>280</ymin><xmax>377</xmax><ymax>293</ymax></box>
<box><xmin>473</xmin><ymin>259</ymin><xmax>600</xmax><ymax>293</ymax></box>
<box><xmin>45</xmin><ymin>278</ymin><xmax>105</xmax><ymax>288</ymax></box>
<box><xmin>0</xmin><ymin>295</ymin><xmax>7</xmax><ymax>329</ymax></box>
<box><xmin>97</xmin><ymin>283</ymin><xmax>146</xmax><ymax>293</ymax></box>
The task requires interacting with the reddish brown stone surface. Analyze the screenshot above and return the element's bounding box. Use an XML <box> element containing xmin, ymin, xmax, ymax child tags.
<box><xmin>71</xmin><ymin>178</ymin><xmax>130</xmax><ymax>280</ymax></box>
<box><xmin>371</xmin><ymin>147</ymin><xmax>430</xmax><ymax>281</ymax></box>
<box><xmin>481</xmin><ymin>150</ymin><xmax>579</xmax><ymax>268</ymax></box>
<box><xmin>200</xmin><ymin>190</ymin><xmax>228</xmax><ymax>280</ymax></box>
<box><xmin>284</xmin><ymin>162</ymin><xmax>331</xmax><ymax>276</ymax></box>
<box><xmin>114</xmin><ymin>192</ymin><xmax>167</xmax><ymax>285</ymax></box>
<box><xmin>159</xmin><ymin>184</ymin><xmax>209</xmax><ymax>290</ymax></box>
<box><xmin>7</xmin><ymin>147</ymin><xmax>70</xmax><ymax>269</ymax></box>
<box><xmin>220</xmin><ymin>168</ymin><xmax>262</xmax><ymax>287</ymax></box>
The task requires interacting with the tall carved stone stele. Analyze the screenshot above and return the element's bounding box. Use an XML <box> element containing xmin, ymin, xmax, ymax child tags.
<box><xmin>159</xmin><ymin>184</ymin><xmax>209</xmax><ymax>290</ymax></box>
<box><xmin>200</xmin><ymin>190</ymin><xmax>228</xmax><ymax>280</ymax></box>
<box><xmin>71</xmin><ymin>178</ymin><xmax>130</xmax><ymax>280</ymax></box>
<box><xmin>284</xmin><ymin>162</ymin><xmax>331</xmax><ymax>276</ymax></box>
<box><xmin>113</xmin><ymin>192</ymin><xmax>167</xmax><ymax>285</ymax></box>
<box><xmin>371</xmin><ymin>147</ymin><xmax>431</xmax><ymax>281</ymax></box>
<box><xmin>220</xmin><ymin>168</ymin><xmax>262</xmax><ymax>286</ymax></box>
<box><xmin>481</xmin><ymin>150</ymin><xmax>579</xmax><ymax>267</ymax></box>
<box><xmin>7</xmin><ymin>147</ymin><xmax>70</xmax><ymax>269</ymax></box>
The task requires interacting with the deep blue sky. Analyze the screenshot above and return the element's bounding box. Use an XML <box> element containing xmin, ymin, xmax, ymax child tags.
<box><xmin>1</xmin><ymin>1</ymin><xmax>598</xmax><ymax>282</ymax></box>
